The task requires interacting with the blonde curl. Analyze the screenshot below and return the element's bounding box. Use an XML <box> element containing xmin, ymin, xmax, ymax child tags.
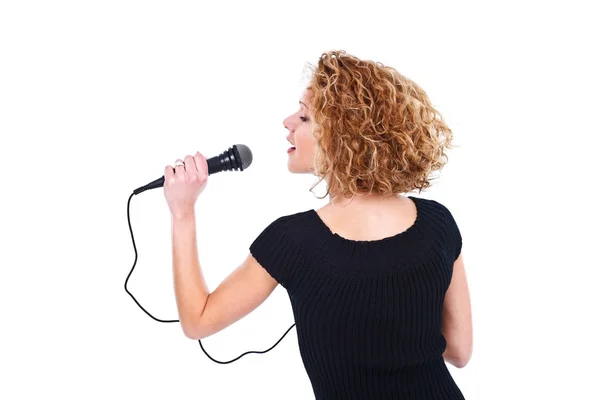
<box><xmin>304</xmin><ymin>50</ymin><xmax>456</xmax><ymax>200</ymax></box>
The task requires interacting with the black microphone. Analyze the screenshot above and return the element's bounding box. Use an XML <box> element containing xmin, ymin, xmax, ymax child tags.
<box><xmin>133</xmin><ymin>144</ymin><xmax>253</xmax><ymax>195</ymax></box>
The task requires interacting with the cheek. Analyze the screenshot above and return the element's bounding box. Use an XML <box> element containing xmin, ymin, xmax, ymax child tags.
<box><xmin>298</xmin><ymin>131</ymin><xmax>316</xmax><ymax>150</ymax></box>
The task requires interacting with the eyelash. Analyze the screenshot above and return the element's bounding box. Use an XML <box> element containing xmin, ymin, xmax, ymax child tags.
<box><xmin>300</xmin><ymin>116</ymin><xmax>308</xmax><ymax>122</ymax></box>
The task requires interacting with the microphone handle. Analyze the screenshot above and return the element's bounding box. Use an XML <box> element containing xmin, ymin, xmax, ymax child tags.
<box><xmin>133</xmin><ymin>176</ymin><xmax>165</xmax><ymax>195</ymax></box>
<box><xmin>132</xmin><ymin>150</ymin><xmax>240</xmax><ymax>195</ymax></box>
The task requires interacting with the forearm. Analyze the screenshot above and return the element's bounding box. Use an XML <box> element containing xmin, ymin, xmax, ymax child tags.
<box><xmin>171</xmin><ymin>211</ymin><xmax>210</xmax><ymax>337</ymax></box>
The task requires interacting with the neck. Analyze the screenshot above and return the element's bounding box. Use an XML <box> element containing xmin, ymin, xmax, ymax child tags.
<box><xmin>328</xmin><ymin>193</ymin><xmax>402</xmax><ymax>208</ymax></box>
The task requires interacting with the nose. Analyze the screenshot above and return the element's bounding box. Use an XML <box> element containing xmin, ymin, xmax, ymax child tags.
<box><xmin>283</xmin><ymin>115</ymin><xmax>294</xmax><ymax>132</ymax></box>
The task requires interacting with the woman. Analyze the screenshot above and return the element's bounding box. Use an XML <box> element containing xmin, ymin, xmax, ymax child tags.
<box><xmin>163</xmin><ymin>50</ymin><xmax>473</xmax><ymax>399</ymax></box>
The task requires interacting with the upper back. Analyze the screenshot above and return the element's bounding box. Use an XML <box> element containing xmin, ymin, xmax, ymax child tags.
<box><xmin>314</xmin><ymin>195</ymin><xmax>419</xmax><ymax>242</ymax></box>
<box><xmin>251</xmin><ymin>195</ymin><xmax>463</xmax><ymax>287</ymax></box>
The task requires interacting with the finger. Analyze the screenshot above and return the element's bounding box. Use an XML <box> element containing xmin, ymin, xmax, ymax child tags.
<box><xmin>194</xmin><ymin>151</ymin><xmax>208</xmax><ymax>175</ymax></box>
<box><xmin>184</xmin><ymin>154</ymin><xmax>197</xmax><ymax>172</ymax></box>
<box><xmin>174</xmin><ymin>158</ymin><xmax>185</xmax><ymax>174</ymax></box>
<box><xmin>164</xmin><ymin>165</ymin><xmax>175</xmax><ymax>179</ymax></box>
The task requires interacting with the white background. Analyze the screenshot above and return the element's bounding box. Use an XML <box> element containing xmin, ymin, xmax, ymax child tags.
<box><xmin>1</xmin><ymin>0</ymin><xmax>599</xmax><ymax>398</ymax></box>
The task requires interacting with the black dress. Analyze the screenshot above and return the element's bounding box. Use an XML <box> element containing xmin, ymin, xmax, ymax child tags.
<box><xmin>250</xmin><ymin>196</ymin><xmax>465</xmax><ymax>399</ymax></box>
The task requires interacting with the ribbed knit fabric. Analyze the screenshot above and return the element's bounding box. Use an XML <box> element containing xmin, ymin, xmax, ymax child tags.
<box><xmin>249</xmin><ymin>196</ymin><xmax>465</xmax><ymax>400</ymax></box>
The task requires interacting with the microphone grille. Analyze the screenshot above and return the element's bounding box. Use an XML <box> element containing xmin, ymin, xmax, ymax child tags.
<box><xmin>233</xmin><ymin>144</ymin><xmax>253</xmax><ymax>170</ymax></box>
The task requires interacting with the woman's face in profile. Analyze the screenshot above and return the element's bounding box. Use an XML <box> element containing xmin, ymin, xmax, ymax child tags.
<box><xmin>283</xmin><ymin>90</ymin><xmax>316</xmax><ymax>174</ymax></box>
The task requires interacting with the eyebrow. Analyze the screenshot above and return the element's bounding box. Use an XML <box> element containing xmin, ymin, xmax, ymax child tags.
<box><xmin>299</xmin><ymin>101</ymin><xmax>308</xmax><ymax>108</ymax></box>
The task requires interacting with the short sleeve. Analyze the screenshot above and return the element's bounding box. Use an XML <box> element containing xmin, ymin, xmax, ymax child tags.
<box><xmin>446</xmin><ymin>207</ymin><xmax>462</xmax><ymax>261</ymax></box>
<box><xmin>453</xmin><ymin>220</ymin><xmax>462</xmax><ymax>260</ymax></box>
<box><xmin>249</xmin><ymin>216</ymin><xmax>306</xmax><ymax>290</ymax></box>
<box><xmin>431</xmin><ymin>200</ymin><xmax>463</xmax><ymax>261</ymax></box>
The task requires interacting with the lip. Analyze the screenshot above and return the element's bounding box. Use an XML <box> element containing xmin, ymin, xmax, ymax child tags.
<box><xmin>287</xmin><ymin>147</ymin><xmax>296</xmax><ymax>153</ymax></box>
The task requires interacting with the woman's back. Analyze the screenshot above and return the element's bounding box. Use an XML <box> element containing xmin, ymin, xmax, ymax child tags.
<box><xmin>249</xmin><ymin>195</ymin><xmax>465</xmax><ymax>399</ymax></box>
<box><xmin>314</xmin><ymin>194</ymin><xmax>418</xmax><ymax>242</ymax></box>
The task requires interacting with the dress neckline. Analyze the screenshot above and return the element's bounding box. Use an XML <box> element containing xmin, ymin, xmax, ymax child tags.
<box><xmin>309</xmin><ymin>195</ymin><xmax>421</xmax><ymax>245</ymax></box>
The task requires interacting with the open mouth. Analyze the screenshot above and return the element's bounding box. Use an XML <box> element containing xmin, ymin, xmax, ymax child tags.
<box><xmin>287</xmin><ymin>146</ymin><xmax>296</xmax><ymax>153</ymax></box>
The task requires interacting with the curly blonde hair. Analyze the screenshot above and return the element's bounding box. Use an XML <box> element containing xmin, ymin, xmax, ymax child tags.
<box><xmin>304</xmin><ymin>50</ymin><xmax>456</xmax><ymax>200</ymax></box>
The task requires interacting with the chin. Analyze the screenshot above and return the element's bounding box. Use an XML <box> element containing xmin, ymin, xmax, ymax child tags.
<box><xmin>287</xmin><ymin>164</ymin><xmax>301</xmax><ymax>174</ymax></box>
<box><xmin>287</xmin><ymin>162</ymin><xmax>309</xmax><ymax>174</ymax></box>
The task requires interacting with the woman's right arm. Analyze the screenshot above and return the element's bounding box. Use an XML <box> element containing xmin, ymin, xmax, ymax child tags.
<box><xmin>442</xmin><ymin>253</ymin><xmax>473</xmax><ymax>368</ymax></box>
<box><xmin>183</xmin><ymin>253</ymin><xmax>279</xmax><ymax>340</ymax></box>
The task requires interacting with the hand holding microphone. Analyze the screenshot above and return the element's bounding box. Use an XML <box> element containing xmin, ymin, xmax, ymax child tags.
<box><xmin>133</xmin><ymin>144</ymin><xmax>253</xmax><ymax>196</ymax></box>
<box><xmin>164</xmin><ymin>152</ymin><xmax>209</xmax><ymax>218</ymax></box>
<box><xmin>131</xmin><ymin>143</ymin><xmax>253</xmax><ymax>217</ymax></box>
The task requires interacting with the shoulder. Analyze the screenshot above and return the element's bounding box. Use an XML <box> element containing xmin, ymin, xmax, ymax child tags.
<box><xmin>412</xmin><ymin>196</ymin><xmax>461</xmax><ymax>240</ymax></box>
<box><xmin>413</xmin><ymin>196</ymin><xmax>458</xmax><ymax>223</ymax></box>
<box><xmin>257</xmin><ymin>210</ymin><xmax>313</xmax><ymax>234</ymax></box>
<box><xmin>252</xmin><ymin>209</ymin><xmax>316</xmax><ymax>245</ymax></box>
<box><xmin>249</xmin><ymin>210</ymin><xmax>315</xmax><ymax>290</ymax></box>
<box><xmin>414</xmin><ymin>196</ymin><xmax>462</xmax><ymax>259</ymax></box>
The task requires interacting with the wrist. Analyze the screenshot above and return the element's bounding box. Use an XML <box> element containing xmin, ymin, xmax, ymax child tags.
<box><xmin>171</xmin><ymin>209</ymin><xmax>195</xmax><ymax>221</ymax></box>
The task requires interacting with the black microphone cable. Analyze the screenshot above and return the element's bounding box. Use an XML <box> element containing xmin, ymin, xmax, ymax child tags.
<box><xmin>124</xmin><ymin>145</ymin><xmax>296</xmax><ymax>364</ymax></box>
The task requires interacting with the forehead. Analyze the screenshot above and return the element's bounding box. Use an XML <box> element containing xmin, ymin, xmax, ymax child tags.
<box><xmin>301</xmin><ymin>89</ymin><xmax>312</xmax><ymax>103</ymax></box>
